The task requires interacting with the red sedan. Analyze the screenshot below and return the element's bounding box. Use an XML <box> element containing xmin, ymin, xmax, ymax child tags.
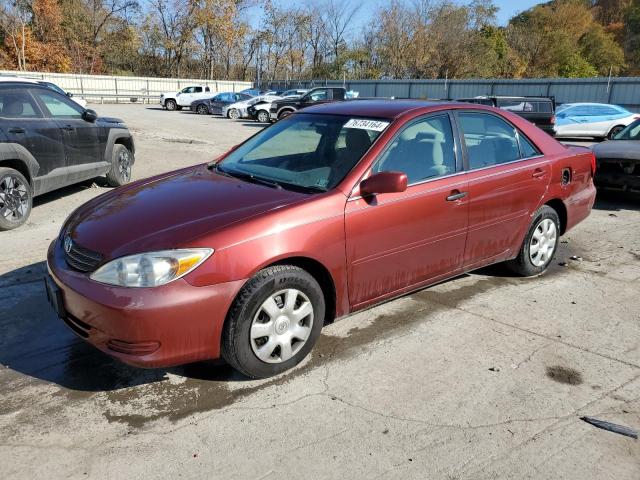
<box><xmin>46</xmin><ymin>100</ymin><xmax>596</xmax><ymax>378</ymax></box>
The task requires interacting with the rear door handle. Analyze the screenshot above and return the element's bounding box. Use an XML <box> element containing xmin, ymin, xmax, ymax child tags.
<box><xmin>8</xmin><ymin>127</ymin><xmax>25</xmax><ymax>134</ymax></box>
<box><xmin>446</xmin><ymin>191</ymin><xmax>468</xmax><ymax>201</ymax></box>
<box><xmin>532</xmin><ymin>169</ymin><xmax>546</xmax><ymax>178</ymax></box>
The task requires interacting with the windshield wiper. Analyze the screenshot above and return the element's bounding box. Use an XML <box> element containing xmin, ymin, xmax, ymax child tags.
<box><xmin>213</xmin><ymin>165</ymin><xmax>282</xmax><ymax>190</ymax></box>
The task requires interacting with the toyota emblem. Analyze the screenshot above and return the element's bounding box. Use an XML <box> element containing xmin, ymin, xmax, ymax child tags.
<box><xmin>64</xmin><ymin>236</ymin><xmax>73</xmax><ymax>253</ymax></box>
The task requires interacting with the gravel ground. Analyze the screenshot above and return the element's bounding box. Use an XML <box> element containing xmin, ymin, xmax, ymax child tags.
<box><xmin>1</xmin><ymin>104</ymin><xmax>639</xmax><ymax>479</ymax></box>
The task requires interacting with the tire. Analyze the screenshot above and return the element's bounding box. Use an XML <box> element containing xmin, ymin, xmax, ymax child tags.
<box><xmin>506</xmin><ymin>205</ymin><xmax>560</xmax><ymax>277</ymax></box>
<box><xmin>607</xmin><ymin>125</ymin><xmax>625</xmax><ymax>139</ymax></box>
<box><xmin>106</xmin><ymin>144</ymin><xmax>133</xmax><ymax>187</ymax></box>
<box><xmin>0</xmin><ymin>167</ymin><xmax>32</xmax><ymax>231</ymax></box>
<box><xmin>277</xmin><ymin>109</ymin><xmax>293</xmax><ymax>120</ymax></box>
<box><xmin>257</xmin><ymin>110</ymin><xmax>270</xmax><ymax>123</ymax></box>
<box><xmin>196</xmin><ymin>104</ymin><xmax>209</xmax><ymax>115</ymax></box>
<box><xmin>228</xmin><ymin>108</ymin><xmax>240</xmax><ymax>120</ymax></box>
<box><xmin>165</xmin><ymin>99</ymin><xmax>177</xmax><ymax>111</ymax></box>
<box><xmin>222</xmin><ymin>265</ymin><xmax>325</xmax><ymax>379</ymax></box>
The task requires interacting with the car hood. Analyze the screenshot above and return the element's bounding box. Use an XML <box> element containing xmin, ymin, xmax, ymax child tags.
<box><xmin>97</xmin><ymin>116</ymin><xmax>125</xmax><ymax>125</ymax></box>
<box><xmin>592</xmin><ymin>140</ymin><xmax>640</xmax><ymax>160</ymax></box>
<box><xmin>65</xmin><ymin>164</ymin><xmax>307</xmax><ymax>260</ymax></box>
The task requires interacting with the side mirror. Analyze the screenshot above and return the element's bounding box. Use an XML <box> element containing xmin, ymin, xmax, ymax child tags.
<box><xmin>66</xmin><ymin>92</ymin><xmax>74</xmax><ymax>98</ymax></box>
<box><xmin>82</xmin><ymin>109</ymin><xmax>98</xmax><ymax>123</ymax></box>
<box><xmin>359</xmin><ymin>171</ymin><xmax>408</xmax><ymax>196</ymax></box>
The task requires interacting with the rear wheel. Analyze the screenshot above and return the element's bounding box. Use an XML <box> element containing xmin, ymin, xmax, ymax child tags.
<box><xmin>257</xmin><ymin>110</ymin><xmax>270</xmax><ymax>123</ymax></box>
<box><xmin>165</xmin><ymin>99</ymin><xmax>177</xmax><ymax>111</ymax></box>
<box><xmin>0</xmin><ymin>167</ymin><xmax>32</xmax><ymax>231</ymax></box>
<box><xmin>506</xmin><ymin>205</ymin><xmax>560</xmax><ymax>277</ymax></box>
<box><xmin>222</xmin><ymin>265</ymin><xmax>325</xmax><ymax>379</ymax></box>
<box><xmin>607</xmin><ymin>125</ymin><xmax>625</xmax><ymax>139</ymax></box>
<box><xmin>228</xmin><ymin>108</ymin><xmax>240</xmax><ymax>120</ymax></box>
<box><xmin>106</xmin><ymin>144</ymin><xmax>133</xmax><ymax>187</ymax></box>
<box><xmin>196</xmin><ymin>104</ymin><xmax>209</xmax><ymax>115</ymax></box>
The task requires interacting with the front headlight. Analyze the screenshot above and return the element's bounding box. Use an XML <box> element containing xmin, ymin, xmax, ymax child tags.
<box><xmin>90</xmin><ymin>248</ymin><xmax>213</xmax><ymax>287</ymax></box>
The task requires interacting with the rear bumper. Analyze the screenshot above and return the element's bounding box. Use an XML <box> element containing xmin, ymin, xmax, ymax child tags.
<box><xmin>47</xmin><ymin>239</ymin><xmax>245</xmax><ymax>368</ymax></box>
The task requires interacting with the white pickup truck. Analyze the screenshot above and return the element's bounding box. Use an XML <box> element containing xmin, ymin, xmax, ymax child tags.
<box><xmin>160</xmin><ymin>85</ymin><xmax>213</xmax><ymax>111</ymax></box>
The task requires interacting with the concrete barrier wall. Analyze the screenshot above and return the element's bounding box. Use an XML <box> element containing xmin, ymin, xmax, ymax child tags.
<box><xmin>0</xmin><ymin>70</ymin><xmax>253</xmax><ymax>103</ymax></box>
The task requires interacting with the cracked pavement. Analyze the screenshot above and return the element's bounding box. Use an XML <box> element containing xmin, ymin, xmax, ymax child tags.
<box><xmin>1</xmin><ymin>105</ymin><xmax>639</xmax><ymax>479</ymax></box>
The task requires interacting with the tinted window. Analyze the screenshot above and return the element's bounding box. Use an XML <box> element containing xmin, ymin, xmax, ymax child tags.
<box><xmin>34</xmin><ymin>90</ymin><xmax>83</xmax><ymax>118</ymax></box>
<box><xmin>459</xmin><ymin>112</ymin><xmax>520</xmax><ymax>169</ymax></box>
<box><xmin>307</xmin><ymin>89</ymin><xmax>328</xmax><ymax>101</ymax></box>
<box><xmin>194</xmin><ymin>87</ymin><xmax>203</xmax><ymax>93</ymax></box>
<box><xmin>0</xmin><ymin>90</ymin><xmax>41</xmax><ymax>118</ymax></box>
<box><xmin>373</xmin><ymin>115</ymin><xmax>456</xmax><ymax>184</ymax></box>
<box><xmin>205</xmin><ymin>86</ymin><xmax>210</xmax><ymax>92</ymax></box>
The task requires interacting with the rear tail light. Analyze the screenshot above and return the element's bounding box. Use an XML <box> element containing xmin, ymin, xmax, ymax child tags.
<box><xmin>590</xmin><ymin>151</ymin><xmax>597</xmax><ymax>177</ymax></box>
<box><xmin>551</xmin><ymin>115</ymin><xmax>556</xmax><ymax>124</ymax></box>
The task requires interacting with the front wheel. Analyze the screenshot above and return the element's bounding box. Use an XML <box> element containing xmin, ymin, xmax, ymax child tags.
<box><xmin>277</xmin><ymin>109</ymin><xmax>292</xmax><ymax>120</ymax></box>
<box><xmin>228</xmin><ymin>108</ymin><xmax>240</xmax><ymax>120</ymax></box>
<box><xmin>165</xmin><ymin>99</ymin><xmax>177</xmax><ymax>111</ymax></box>
<box><xmin>196</xmin><ymin>104</ymin><xmax>209</xmax><ymax>115</ymax></box>
<box><xmin>257</xmin><ymin>110</ymin><xmax>270</xmax><ymax>123</ymax></box>
<box><xmin>106</xmin><ymin>144</ymin><xmax>133</xmax><ymax>187</ymax></box>
<box><xmin>222</xmin><ymin>265</ymin><xmax>325</xmax><ymax>379</ymax></box>
<box><xmin>0</xmin><ymin>167</ymin><xmax>32</xmax><ymax>231</ymax></box>
<box><xmin>506</xmin><ymin>205</ymin><xmax>560</xmax><ymax>276</ymax></box>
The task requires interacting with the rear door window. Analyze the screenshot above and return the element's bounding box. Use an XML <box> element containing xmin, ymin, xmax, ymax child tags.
<box><xmin>0</xmin><ymin>90</ymin><xmax>41</xmax><ymax>118</ymax></box>
<box><xmin>458</xmin><ymin>112</ymin><xmax>523</xmax><ymax>169</ymax></box>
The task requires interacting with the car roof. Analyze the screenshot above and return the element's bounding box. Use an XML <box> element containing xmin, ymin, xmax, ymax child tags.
<box><xmin>0</xmin><ymin>76</ymin><xmax>38</xmax><ymax>84</ymax></box>
<box><xmin>301</xmin><ymin>99</ymin><xmax>465</xmax><ymax>119</ymax></box>
<box><xmin>560</xmin><ymin>102</ymin><xmax>622</xmax><ymax>108</ymax></box>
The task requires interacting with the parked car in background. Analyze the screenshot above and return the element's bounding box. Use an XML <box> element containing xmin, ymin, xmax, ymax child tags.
<box><xmin>190</xmin><ymin>92</ymin><xmax>252</xmax><ymax>115</ymax></box>
<box><xmin>554</xmin><ymin>103</ymin><xmax>639</xmax><ymax>139</ymax></box>
<box><xmin>457</xmin><ymin>96</ymin><xmax>556</xmax><ymax>135</ymax></box>
<box><xmin>269</xmin><ymin>87</ymin><xmax>358</xmax><ymax>120</ymax></box>
<box><xmin>240</xmin><ymin>88</ymin><xmax>264</xmax><ymax>97</ymax></box>
<box><xmin>38</xmin><ymin>81</ymin><xmax>88</xmax><ymax>108</ymax></box>
<box><xmin>247</xmin><ymin>99</ymin><xmax>277</xmax><ymax>123</ymax></box>
<box><xmin>223</xmin><ymin>94</ymin><xmax>282</xmax><ymax>120</ymax></box>
<box><xmin>46</xmin><ymin>100</ymin><xmax>595</xmax><ymax>378</ymax></box>
<box><xmin>160</xmin><ymin>85</ymin><xmax>212</xmax><ymax>111</ymax></box>
<box><xmin>592</xmin><ymin>118</ymin><xmax>640</xmax><ymax>192</ymax></box>
<box><xmin>0</xmin><ymin>79</ymin><xmax>135</xmax><ymax>230</ymax></box>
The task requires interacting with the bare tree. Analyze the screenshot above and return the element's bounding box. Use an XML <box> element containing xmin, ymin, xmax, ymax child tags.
<box><xmin>0</xmin><ymin>0</ymin><xmax>31</xmax><ymax>70</ymax></box>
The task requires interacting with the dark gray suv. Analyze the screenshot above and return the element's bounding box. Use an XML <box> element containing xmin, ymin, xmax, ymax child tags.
<box><xmin>0</xmin><ymin>80</ymin><xmax>135</xmax><ymax>230</ymax></box>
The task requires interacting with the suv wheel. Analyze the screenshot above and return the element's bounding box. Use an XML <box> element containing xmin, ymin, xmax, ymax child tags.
<box><xmin>228</xmin><ymin>108</ymin><xmax>240</xmax><ymax>120</ymax></box>
<box><xmin>277</xmin><ymin>110</ymin><xmax>292</xmax><ymax>120</ymax></box>
<box><xmin>196</xmin><ymin>104</ymin><xmax>209</xmax><ymax>115</ymax></box>
<box><xmin>106</xmin><ymin>144</ymin><xmax>133</xmax><ymax>187</ymax></box>
<box><xmin>0</xmin><ymin>167</ymin><xmax>32</xmax><ymax>231</ymax></box>
<box><xmin>222</xmin><ymin>265</ymin><xmax>325</xmax><ymax>379</ymax></box>
<box><xmin>506</xmin><ymin>205</ymin><xmax>560</xmax><ymax>276</ymax></box>
<box><xmin>257</xmin><ymin>110</ymin><xmax>270</xmax><ymax>123</ymax></box>
<box><xmin>165</xmin><ymin>99</ymin><xmax>177</xmax><ymax>111</ymax></box>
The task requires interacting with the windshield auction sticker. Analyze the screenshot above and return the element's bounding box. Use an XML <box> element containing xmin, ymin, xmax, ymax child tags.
<box><xmin>344</xmin><ymin>119</ymin><xmax>390</xmax><ymax>132</ymax></box>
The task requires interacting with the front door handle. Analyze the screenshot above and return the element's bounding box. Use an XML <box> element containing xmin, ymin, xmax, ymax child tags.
<box><xmin>532</xmin><ymin>169</ymin><xmax>546</xmax><ymax>178</ymax></box>
<box><xmin>446</xmin><ymin>191</ymin><xmax>468</xmax><ymax>201</ymax></box>
<box><xmin>8</xmin><ymin>127</ymin><xmax>25</xmax><ymax>134</ymax></box>
<box><xmin>61</xmin><ymin>125</ymin><xmax>74</xmax><ymax>132</ymax></box>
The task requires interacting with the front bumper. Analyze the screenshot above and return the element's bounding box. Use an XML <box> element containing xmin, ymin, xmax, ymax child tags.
<box><xmin>46</xmin><ymin>239</ymin><xmax>245</xmax><ymax>368</ymax></box>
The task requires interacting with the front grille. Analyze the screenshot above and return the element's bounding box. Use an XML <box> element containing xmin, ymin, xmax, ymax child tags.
<box><xmin>64</xmin><ymin>237</ymin><xmax>104</xmax><ymax>273</ymax></box>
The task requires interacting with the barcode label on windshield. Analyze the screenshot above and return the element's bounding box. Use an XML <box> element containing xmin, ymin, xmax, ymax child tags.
<box><xmin>344</xmin><ymin>119</ymin><xmax>389</xmax><ymax>132</ymax></box>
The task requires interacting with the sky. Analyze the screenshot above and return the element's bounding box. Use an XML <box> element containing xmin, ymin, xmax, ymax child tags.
<box><xmin>247</xmin><ymin>0</ymin><xmax>546</xmax><ymax>29</ymax></box>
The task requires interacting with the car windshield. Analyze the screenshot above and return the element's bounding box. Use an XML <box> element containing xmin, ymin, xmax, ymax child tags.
<box><xmin>217</xmin><ymin>113</ymin><xmax>389</xmax><ymax>192</ymax></box>
<box><xmin>613</xmin><ymin>118</ymin><xmax>640</xmax><ymax>140</ymax></box>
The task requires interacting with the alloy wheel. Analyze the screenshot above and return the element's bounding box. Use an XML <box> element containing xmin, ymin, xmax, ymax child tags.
<box><xmin>250</xmin><ymin>289</ymin><xmax>314</xmax><ymax>364</ymax></box>
<box><xmin>197</xmin><ymin>104</ymin><xmax>208</xmax><ymax>115</ymax></box>
<box><xmin>529</xmin><ymin>218</ymin><xmax>557</xmax><ymax>267</ymax></box>
<box><xmin>118</xmin><ymin>149</ymin><xmax>132</xmax><ymax>183</ymax></box>
<box><xmin>229</xmin><ymin>108</ymin><xmax>240</xmax><ymax>120</ymax></box>
<box><xmin>0</xmin><ymin>174</ymin><xmax>29</xmax><ymax>223</ymax></box>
